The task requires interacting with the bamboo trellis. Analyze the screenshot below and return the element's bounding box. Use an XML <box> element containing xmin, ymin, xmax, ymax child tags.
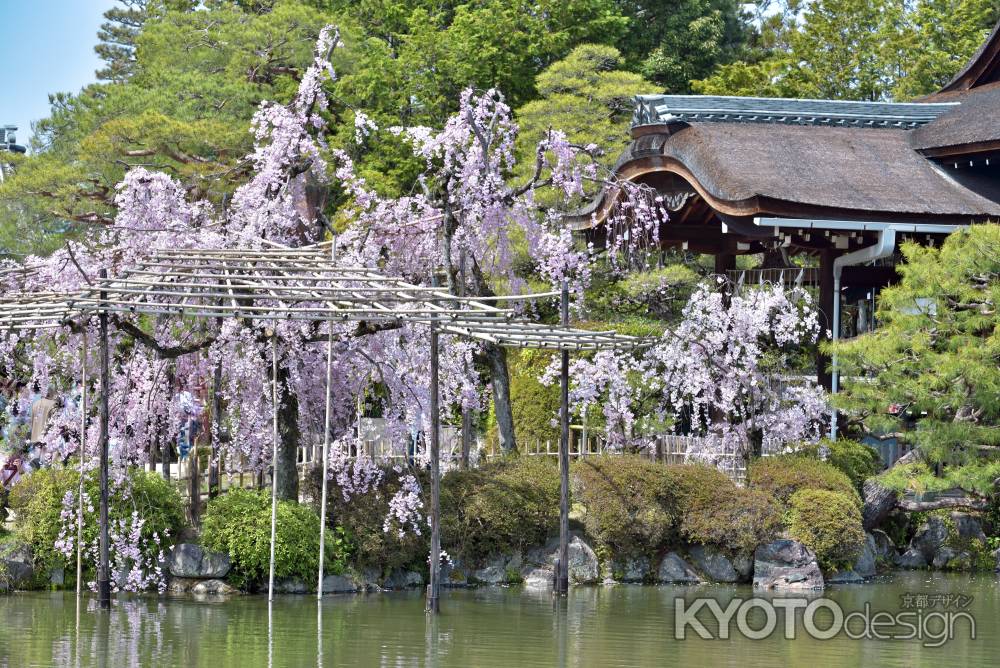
<box><xmin>0</xmin><ymin>242</ymin><xmax>649</xmax><ymax>611</ymax></box>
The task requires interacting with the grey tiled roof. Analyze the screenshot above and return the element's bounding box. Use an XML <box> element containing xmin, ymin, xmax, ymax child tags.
<box><xmin>633</xmin><ymin>95</ymin><xmax>958</xmax><ymax>129</ymax></box>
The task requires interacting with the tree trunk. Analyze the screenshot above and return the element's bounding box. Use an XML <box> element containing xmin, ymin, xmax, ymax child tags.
<box><xmin>275</xmin><ymin>363</ymin><xmax>300</xmax><ymax>502</ymax></box>
<box><xmin>484</xmin><ymin>343</ymin><xmax>516</xmax><ymax>452</ymax></box>
<box><xmin>862</xmin><ymin>479</ymin><xmax>898</xmax><ymax>530</ymax></box>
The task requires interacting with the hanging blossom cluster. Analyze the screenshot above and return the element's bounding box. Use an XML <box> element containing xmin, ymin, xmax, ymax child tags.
<box><xmin>383</xmin><ymin>471</ymin><xmax>424</xmax><ymax>539</ymax></box>
<box><xmin>546</xmin><ymin>281</ymin><xmax>828</xmax><ymax>464</ymax></box>
<box><xmin>55</xmin><ymin>488</ymin><xmax>169</xmax><ymax>593</ymax></box>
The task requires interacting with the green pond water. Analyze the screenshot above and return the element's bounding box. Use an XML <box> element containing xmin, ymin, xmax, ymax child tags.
<box><xmin>1</xmin><ymin>572</ymin><xmax>997</xmax><ymax>667</ymax></box>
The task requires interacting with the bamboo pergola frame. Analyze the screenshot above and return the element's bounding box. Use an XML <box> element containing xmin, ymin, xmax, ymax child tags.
<box><xmin>0</xmin><ymin>243</ymin><xmax>648</xmax><ymax>610</ymax></box>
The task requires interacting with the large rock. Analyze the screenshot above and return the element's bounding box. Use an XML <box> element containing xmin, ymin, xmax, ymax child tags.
<box><xmin>167</xmin><ymin>543</ymin><xmax>231</xmax><ymax>579</ymax></box>
<box><xmin>854</xmin><ymin>534</ymin><xmax>877</xmax><ymax>578</ymax></box>
<box><xmin>0</xmin><ymin>542</ymin><xmax>34</xmax><ymax>589</ymax></box>
<box><xmin>441</xmin><ymin>558</ymin><xmax>470</xmax><ymax>588</ymax></box>
<box><xmin>522</xmin><ymin>534</ymin><xmax>599</xmax><ymax>585</ymax></box>
<box><xmin>321</xmin><ymin>574</ymin><xmax>359</xmax><ymax>594</ymax></box>
<box><xmin>688</xmin><ymin>545</ymin><xmax>738</xmax><ymax>583</ymax></box>
<box><xmin>472</xmin><ymin>552</ymin><xmax>521</xmax><ymax>585</ymax></box>
<box><xmin>910</xmin><ymin>517</ymin><xmax>949</xmax><ymax>560</ymax></box>
<box><xmin>383</xmin><ymin>570</ymin><xmax>423</xmax><ymax>590</ymax></box>
<box><xmin>949</xmin><ymin>513</ymin><xmax>987</xmax><ymax>544</ymax></box>
<box><xmin>657</xmin><ymin>552</ymin><xmax>701</xmax><ymax>584</ymax></box>
<box><xmin>191</xmin><ymin>579</ymin><xmax>238</xmax><ymax>596</ymax></box>
<box><xmin>753</xmin><ymin>539</ymin><xmax>824</xmax><ymax>590</ymax></box>
<box><xmin>273</xmin><ymin>577</ymin><xmax>309</xmax><ymax>594</ymax></box>
<box><xmin>609</xmin><ymin>555</ymin><xmax>650</xmax><ymax>583</ymax></box>
<box><xmin>993</xmin><ymin>547</ymin><xmax>1000</xmax><ymax>572</ymax></box>
<box><xmin>733</xmin><ymin>553</ymin><xmax>754</xmax><ymax>583</ymax></box>
<box><xmin>895</xmin><ymin>548</ymin><xmax>928</xmax><ymax>569</ymax></box>
<box><xmin>870</xmin><ymin>529</ymin><xmax>896</xmax><ymax>562</ymax></box>
<box><xmin>932</xmin><ymin>547</ymin><xmax>972</xmax><ymax>571</ymax></box>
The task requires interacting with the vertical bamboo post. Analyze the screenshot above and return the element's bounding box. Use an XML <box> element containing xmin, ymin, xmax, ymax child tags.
<box><xmin>209</xmin><ymin>331</ymin><xmax>222</xmax><ymax>499</ymax></box>
<box><xmin>557</xmin><ymin>280</ymin><xmax>570</xmax><ymax>596</ymax></box>
<box><xmin>317</xmin><ymin>243</ymin><xmax>336</xmax><ymax>599</ymax></box>
<box><xmin>75</xmin><ymin>329</ymin><xmax>87</xmax><ymax>598</ymax></box>
<box><xmin>97</xmin><ymin>270</ymin><xmax>111</xmax><ymax>609</ymax></box>
<box><xmin>426</xmin><ymin>320</ymin><xmax>441</xmax><ymax>614</ymax></box>
<box><xmin>268</xmin><ymin>334</ymin><xmax>279</xmax><ymax>602</ymax></box>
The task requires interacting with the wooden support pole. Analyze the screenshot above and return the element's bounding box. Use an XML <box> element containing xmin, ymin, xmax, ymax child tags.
<box><xmin>426</xmin><ymin>320</ymin><xmax>441</xmax><ymax>614</ymax></box>
<box><xmin>97</xmin><ymin>270</ymin><xmax>111</xmax><ymax>610</ymax></box>
<box><xmin>317</xmin><ymin>313</ymin><xmax>334</xmax><ymax>599</ymax></box>
<box><xmin>75</xmin><ymin>329</ymin><xmax>87</xmax><ymax>598</ymax></box>
<box><xmin>817</xmin><ymin>249</ymin><xmax>836</xmax><ymax>391</ymax></box>
<box><xmin>557</xmin><ymin>280</ymin><xmax>570</xmax><ymax>596</ymax></box>
<box><xmin>209</xmin><ymin>339</ymin><xmax>222</xmax><ymax>499</ymax></box>
<box><xmin>268</xmin><ymin>334</ymin><xmax>279</xmax><ymax>602</ymax></box>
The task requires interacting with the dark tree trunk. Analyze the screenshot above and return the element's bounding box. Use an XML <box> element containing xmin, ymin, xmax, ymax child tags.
<box><xmin>862</xmin><ymin>479</ymin><xmax>898</xmax><ymax>530</ymax></box>
<box><xmin>275</xmin><ymin>363</ymin><xmax>300</xmax><ymax>502</ymax></box>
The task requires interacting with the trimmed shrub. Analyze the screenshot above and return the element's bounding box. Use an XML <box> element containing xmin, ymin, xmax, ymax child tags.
<box><xmin>8</xmin><ymin>466</ymin><xmax>183</xmax><ymax>588</ymax></box>
<box><xmin>201</xmin><ymin>488</ymin><xmax>348</xmax><ymax>591</ymax></box>
<box><xmin>572</xmin><ymin>455</ymin><xmax>677</xmax><ymax>558</ymax></box>
<box><xmin>798</xmin><ymin>439</ymin><xmax>881</xmax><ymax>492</ymax></box>
<box><xmin>669</xmin><ymin>464</ymin><xmax>783</xmax><ymax>554</ymax></box>
<box><xmin>305</xmin><ymin>465</ymin><xmax>427</xmax><ymax>575</ymax></box>
<box><xmin>750</xmin><ymin>455</ymin><xmax>861</xmax><ymax>508</ymax></box>
<box><xmin>787</xmin><ymin>489</ymin><xmax>865</xmax><ymax>571</ymax></box>
<box><xmin>441</xmin><ymin>456</ymin><xmax>559</xmax><ymax>564</ymax></box>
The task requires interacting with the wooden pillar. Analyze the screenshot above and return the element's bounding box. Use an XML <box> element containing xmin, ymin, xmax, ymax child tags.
<box><xmin>267</xmin><ymin>335</ymin><xmax>279</xmax><ymax>602</ymax></box>
<box><xmin>97</xmin><ymin>270</ymin><xmax>111</xmax><ymax>610</ymax></box>
<box><xmin>556</xmin><ymin>281</ymin><xmax>570</xmax><ymax>595</ymax></box>
<box><xmin>75</xmin><ymin>330</ymin><xmax>87</xmax><ymax>598</ymax></box>
<box><xmin>427</xmin><ymin>321</ymin><xmax>441</xmax><ymax>614</ymax></box>
<box><xmin>817</xmin><ymin>250</ymin><xmax>835</xmax><ymax>391</ymax></box>
<box><xmin>714</xmin><ymin>252</ymin><xmax>736</xmax><ymax>277</ymax></box>
<box><xmin>317</xmin><ymin>312</ymin><xmax>335</xmax><ymax>599</ymax></box>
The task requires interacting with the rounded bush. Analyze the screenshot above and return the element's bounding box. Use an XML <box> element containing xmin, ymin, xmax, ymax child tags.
<box><xmin>787</xmin><ymin>488</ymin><xmax>865</xmax><ymax>571</ymax></box>
<box><xmin>8</xmin><ymin>466</ymin><xmax>183</xmax><ymax>588</ymax></box>
<box><xmin>669</xmin><ymin>464</ymin><xmax>783</xmax><ymax>554</ymax></box>
<box><xmin>201</xmin><ymin>488</ymin><xmax>346</xmax><ymax>591</ymax></box>
<box><xmin>442</xmin><ymin>456</ymin><xmax>559</xmax><ymax>564</ymax></box>
<box><xmin>749</xmin><ymin>455</ymin><xmax>861</xmax><ymax>508</ymax></box>
<box><xmin>572</xmin><ymin>455</ymin><xmax>677</xmax><ymax>558</ymax></box>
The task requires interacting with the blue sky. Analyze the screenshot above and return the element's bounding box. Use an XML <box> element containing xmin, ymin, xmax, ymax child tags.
<box><xmin>0</xmin><ymin>0</ymin><xmax>117</xmax><ymax>148</ymax></box>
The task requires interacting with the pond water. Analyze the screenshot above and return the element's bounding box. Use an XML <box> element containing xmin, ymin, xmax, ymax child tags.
<box><xmin>1</xmin><ymin>572</ymin><xmax>997</xmax><ymax>667</ymax></box>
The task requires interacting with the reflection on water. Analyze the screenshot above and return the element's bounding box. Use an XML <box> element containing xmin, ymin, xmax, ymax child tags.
<box><xmin>1</xmin><ymin>572</ymin><xmax>997</xmax><ymax>668</ymax></box>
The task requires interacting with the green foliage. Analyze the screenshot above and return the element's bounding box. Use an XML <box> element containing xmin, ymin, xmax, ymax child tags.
<box><xmin>201</xmin><ymin>487</ymin><xmax>347</xmax><ymax>590</ymax></box>
<box><xmin>670</xmin><ymin>464</ymin><xmax>783</xmax><ymax>554</ymax></box>
<box><xmin>798</xmin><ymin>439</ymin><xmax>881</xmax><ymax>493</ymax></box>
<box><xmin>305</xmin><ymin>465</ymin><xmax>426</xmax><ymax>575</ymax></box>
<box><xmin>572</xmin><ymin>455</ymin><xmax>678</xmax><ymax>557</ymax></box>
<box><xmin>615</xmin><ymin>0</ymin><xmax>751</xmax><ymax>92</ymax></box>
<box><xmin>7</xmin><ymin>466</ymin><xmax>184</xmax><ymax>587</ymax></box>
<box><xmin>695</xmin><ymin>0</ymin><xmax>999</xmax><ymax>101</ymax></box>
<box><xmin>831</xmin><ymin>225</ymin><xmax>1000</xmax><ymax>491</ymax></box>
<box><xmin>513</xmin><ymin>44</ymin><xmax>651</xmax><ymax>204</ymax></box>
<box><xmin>787</xmin><ymin>488</ymin><xmax>865</xmax><ymax>571</ymax></box>
<box><xmin>505</xmin><ymin>350</ymin><xmax>561</xmax><ymax>448</ymax></box>
<box><xmin>877</xmin><ymin>460</ymin><xmax>1000</xmax><ymax>497</ymax></box>
<box><xmin>441</xmin><ymin>457</ymin><xmax>560</xmax><ymax>564</ymax></box>
<box><xmin>749</xmin><ymin>454</ymin><xmax>860</xmax><ymax>508</ymax></box>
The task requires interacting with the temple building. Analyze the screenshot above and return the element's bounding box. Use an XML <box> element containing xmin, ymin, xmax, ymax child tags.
<box><xmin>580</xmin><ymin>19</ymin><xmax>1000</xmax><ymax>389</ymax></box>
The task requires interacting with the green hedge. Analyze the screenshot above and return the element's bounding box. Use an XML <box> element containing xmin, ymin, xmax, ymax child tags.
<box><xmin>749</xmin><ymin>455</ymin><xmax>861</xmax><ymax>508</ymax></box>
<box><xmin>201</xmin><ymin>488</ymin><xmax>349</xmax><ymax>591</ymax></box>
<box><xmin>442</xmin><ymin>456</ymin><xmax>559</xmax><ymax>565</ymax></box>
<box><xmin>8</xmin><ymin>466</ymin><xmax>183</xmax><ymax>588</ymax></box>
<box><xmin>787</xmin><ymin>489</ymin><xmax>865</xmax><ymax>571</ymax></box>
<box><xmin>670</xmin><ymin>464</ymin><xmax>783</xmax><ymax>554</ymax></box>
<box><xmin>572</xmin><ymin>455</ymin><xmax>678</xmax><ymax>558</ymax></box>
<box><xmin>798</xmin><ymin>439</ymin><xmax>881</xmax><ymax>492</ymax></box>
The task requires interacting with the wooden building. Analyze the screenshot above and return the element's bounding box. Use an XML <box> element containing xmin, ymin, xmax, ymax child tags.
<box><xmin>579</xmin><ymin>20</ymin><xmax>1000</xmax><ymax>389</ymax></box>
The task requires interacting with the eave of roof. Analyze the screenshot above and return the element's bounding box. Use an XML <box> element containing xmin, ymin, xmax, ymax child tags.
<box><xmin>633</xmin><ymin>94</ymin><xmax>957</xmax><ymax>129</ymax></box>
<box><xmin>582</xmin><ymin>123</ymin><xmax>1000</xmax><ymax>228</ymax></box>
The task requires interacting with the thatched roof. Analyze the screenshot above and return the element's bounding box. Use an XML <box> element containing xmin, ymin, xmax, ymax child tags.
<box><xmin>932</xmin><ymin>19</ymin><xmax>1000</xmax><ymax>95</ymax></box>
<box><xmin>910</xmin><ymin>83</ymin><xmax>1000</xmax><ymax>154</ymax></box>
<box><xmin>590</xmin><ymin>123</ymin><xmax>1000</xmax><ymax>225</ymax></box>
